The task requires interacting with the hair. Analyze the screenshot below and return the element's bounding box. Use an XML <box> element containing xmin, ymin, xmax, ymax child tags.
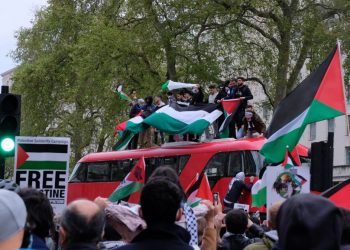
<box><xmin>237</xmin><ymin>76</ymin><xmax>245</xmax><ymax>81</ymax></box>
<box><xmin>60</xmin><ymin>203</ymin><xmax>105</xmax><ymax>244</ymax></box>
<box><xmin>268</xmin><ymin>201</ymin><xmax>283</xmax><ymax>230</ymax></box>
<box><xmin>208</xmin><ymin>84</ymin><xmax>217</xmax><ymax>89</ymax></box>
<box><xmin>140</xmin><ymin>177</ymin><xmax>183</xmax><ymax>225</ymax></box>
<box><xmin>340</xmin><ymin>208</ymin><xmax>350</xmax><ymax>245</ymax></box>
<box><xmin>155</xmin><ymin>95</ymin><xmax>162</xmax><ymax>100</ymax></box>
<box><xmin>18</xmin><ymin>188</ymin><xmax>54</xmax><ymax>239</ymax></box>
<box><xmin>145</xmin><ymin>96</ymin><xmax>153</xmax><ymax>105</ymax></box>
<box><xmin>167</xmin><ymin>91</ymin><xmax>173</xmax><ymax>96</ymax></box>
<box><xmin>225</xmin><ymin>209</ymin><xmax>248</xmax><ymax>234</ymax></box>
<box><xmin>246</xmin><ymin>104</ymin><xmax>253</xmax><ymax>109</ymax></box>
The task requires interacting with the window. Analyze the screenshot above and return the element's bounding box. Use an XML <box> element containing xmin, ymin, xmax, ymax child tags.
<box><xmin>244</xmin><ymin>151</ymin><xmax>258</xmax><ymax>176</ymax></box>
<box><xmin>347</xmin><ymin>115</ymin><xmax>350</xmax><ymax>135</ymax></box>
<box><xmin>205</xmin><ymin>152</ymin><xmax>228</xmax><ymax>187</ymax></box>
<box><xmin>69</xmin><ymin>163</ymin><xmax>87</xmax><ymax>182</ymax></box>
<box><xmin>328</xmin><ymin>118</ymin><xmax>335</xmax><ymax>133</ymax></box>
<box><xmin>144</xmin><ymin>155</ymin><xmax>191</xmax><ymax>180</ymax></box>
<box><xmin>227</xmin><ymin>152</ymin><xmax>243</xmax><ymax>177</ymax></box>
<box><xmin>309</xmin><ymin>123</ymin><xmax>316</xmax><ymax>141</ymax></box>
<box><xmin>346</xmin><ymin>147</ymin><xmax>350</xmax><ymax>165</ymax></box>
<box><xmin>87</xmin><ymin>162</ymin><xmax>110</xmax><ymax>182</ymax></box>
<box><xmin>111</xmin><ymin>159</ymin><xmax>136</xmax><ymax>181</ymax></box>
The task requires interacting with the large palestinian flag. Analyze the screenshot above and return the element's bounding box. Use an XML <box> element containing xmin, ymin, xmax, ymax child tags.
<box><xmin>144</xmin><ymin>102</ymin><xmax>222</xmax><ymax>135</ymax></box>
<box><xmin>219</xmin><ymin>99</ymin><xmax>241</xmax><ymax>135</ymax></box>
<box><xmin>109</xmin><ymin>157</ymin><xmax>145</xmax><ymax>202</ymax></box>
<box><xmin>261</xmin><ymin>45</ymin><xmax>346</xmax><ymax>163</ymax></box>
<box><xmin>16</xmin><ymin>143</ymin><xmax>69</xmax><ymax>170</ymax></box>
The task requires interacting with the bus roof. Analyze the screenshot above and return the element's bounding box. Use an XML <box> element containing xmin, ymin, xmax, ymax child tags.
<box><xmin>79</xmin><ymin>137</ymin><xmax>309</xmax><ymax>163</ymax></box>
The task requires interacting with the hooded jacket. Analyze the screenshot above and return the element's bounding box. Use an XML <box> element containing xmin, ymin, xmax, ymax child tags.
<box><xmin>116</xmin><ymin>223</ymin><xmax>193</xmax><ymax>250</ymax></box>
<box><xmin>276</xmin><ymin>193</ymin><xmax>342</xmax><ymax>250</ymax></box>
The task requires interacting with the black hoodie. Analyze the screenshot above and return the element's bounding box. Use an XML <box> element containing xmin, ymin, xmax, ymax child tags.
<box><xmin>276</xmin><ymin>193</ymin><xmax>342</xmax><ymax>250</ymax></box>
<box><xmin>117</xmin><ymin>223</ymin><xmax>193</xmax><ymax>250</ymax></box>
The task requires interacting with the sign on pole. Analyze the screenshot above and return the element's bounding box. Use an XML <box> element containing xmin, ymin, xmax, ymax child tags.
<box><xmin>14</xmin><ymin>136</ymin><xmax>70</xmax><ymax>214</ymax></box>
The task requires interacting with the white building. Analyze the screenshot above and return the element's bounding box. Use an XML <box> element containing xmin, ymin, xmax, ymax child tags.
<box><xmin>1</xmin><ymin>67</ymin><xmax>16</xmax><ymax>90</ymax></box>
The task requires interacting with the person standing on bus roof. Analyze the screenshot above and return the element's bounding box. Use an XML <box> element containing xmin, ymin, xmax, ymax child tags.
<box><xmin>224</xmin><ymin>172</ymin><xmax>254</xmax><ymax>209</ymax></box>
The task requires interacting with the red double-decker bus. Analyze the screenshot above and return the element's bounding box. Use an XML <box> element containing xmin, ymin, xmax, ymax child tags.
<box><xmin>67</xmin><ymin>137</ymin><xmax>308</xmax><ymax>212</ymax></box>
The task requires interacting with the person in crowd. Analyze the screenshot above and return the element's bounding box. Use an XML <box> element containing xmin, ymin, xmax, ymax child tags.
<box><xmin>340</xmin><ymin>208</ymin><xmax>350</xmax><ymax>248</ymax></box>
<box><xmin>214</xmin><ymin>81</ymin><xmax>229</xmax><ymax>133</ymax></box>
<box><xmin>153</xmin><ymin>95</ymin><xmax>166</xmax><ymax>145</ymax></box>
<box><xmin>117</xmin><ymin>177</ymin><xmax>194</xmax><ymax>250</ymax></box>
<box><xmin>191</xmin><ymin>85</ymin><xmax>204</xmax><ymax>105</ymax></box>
<box><xmin>208</xmin><ymin>84</ymin><xmax>219</xmax><ymax>104</ymax></box>
<box><xmin>19</xmin><ymin>188</ymin><xmax>55</xmax><ymax>250</ymax></box>
<box><xmin>0</xmin><ymin>189</ymin><xmax>27</xmax><ymax>250</ymax></box>
<box><xmin>224</xmin><ymin>172</ymin><xmax>255</xmax><ymax>209</ymax></box>
<box><xmin>218</xmin><ymin>209</ymin><xmax>263</xmax><ymax>250</ymax></box>
<box><xmin>244</xmin><ymin>201</ymin><xmax>283</xmax><ymax>250</ymax></box>
<box><xmin>167</xmin><ymin>91</ymin><xmax>176</xmax><ymax>104</ymax></box>
<box><xmin>242</xmin><ymin>105</ymin><xmax>266</xmax><ymax>138</ymax></box>
<box><xmin>128</xmin><ymin>98</ymin><xmax>145</xmax><ymax>149</ymax></box>
<box><xmin>232</xmin><ymin>77</ymin><xmax>253</xmax><ymax>138</ymax></box>
<box><xmin>138</xmin><ymin>96</ymin><xmax>155</xmax><ymax>148</ymax></box>
<box><xmin>224</xmin><ymin>78</ymin><xmax>237</xmax><ymax>100</ymax></box>
<box><xmin>59</xmin><ymin>199</ymin><xmax>105</xmax><ymax>250</ymax></box>
<box><xmin>276</xmin><ymin>193</ymin><xmax>343</xmax><ymax>250</ymax></box>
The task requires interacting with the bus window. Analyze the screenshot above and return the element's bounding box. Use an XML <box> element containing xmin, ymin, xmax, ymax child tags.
<box><xmin>227</xmin><ymin>151</ymin><xmax>244</xmax><ymax>177</ymax></box>
<box><xmin>69</xmin><ymin>163</ymin><xmax>87</xmax><ymax>182</ymax></box>
<box><xmin>205</xmin><ymin>152</ymin><xmax>228</xmax><ymax>187</ymax></box>
<box><xmin>111</xmin><ymin>159</ymin><xmax>136</xmax><ymax>181</ymax></box>
<box><xmin>250</xmin><ymin>151</ymin><xmax>265</xmax><ymax>175</ymax></box>
<box><xmin>178</xmin><ymin>155</ymin><xmax>190</xmax><ymax>173</ymax></box>
<box><xmin>87</xmin><ymin>162</ymin><xmax>110</xmax><ymax>182</ymax></box>
<box><xmin>244</xmin><ymin>151</ymin><xmax>258</xmax><ymax>176</ymax></box>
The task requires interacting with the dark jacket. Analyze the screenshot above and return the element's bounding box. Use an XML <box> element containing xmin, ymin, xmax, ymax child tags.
<box><xmin>215</xmin><ymin>88</ymin><xmax>228</xmax><ymax>103</ymax></box>
<box><xmin>117</xmin><ymin>223</ymin><xmax>193</xmax><ymax>250</ymax></box>
<box><xmin>234</xmin><ymin>85</ymin><xmax>253</xmax><ymax>110</ymax></box>
<box><xmin>129</xmin><ymin>104</ymin><xmax>142</xmax><ymax>118</ymax></box>
<box><xmin>243</xmin><ymin>112</ymin><xmax>266</xmax><ymax>135</ymax></box>
<box><xmin>219</xmin><ymin>224</ymin><xmax>263</xmax><ymax>250</ymax></box>
<box><xmin>276</xmin><ymin>194</ymin><xmax>343</xmax><ymax>250</ymax></box>
<box><xmin>61</xmin><ymin>242</ymin><xmax>100</xmax><ymax>250</ymax></box>
<box><xmin>224</xmin><ymin>180</ymin><xmax>253</xmax><ymax>208</ymax></box>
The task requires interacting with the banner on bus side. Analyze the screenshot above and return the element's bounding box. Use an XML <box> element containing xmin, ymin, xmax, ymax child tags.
<box><xmin>14</xmin><ymin>136</ymin><xmax>70</xmax><ymax>214</ymax></box>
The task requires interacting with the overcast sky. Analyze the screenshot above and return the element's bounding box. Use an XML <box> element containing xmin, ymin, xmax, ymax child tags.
<box><xmin>0</xmin><ymin>0</ymin><xmax>47</xmax><ymax>74</ymax></box>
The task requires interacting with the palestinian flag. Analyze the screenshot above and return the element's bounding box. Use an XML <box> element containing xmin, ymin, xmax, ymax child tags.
<box><xmin>251</xmin><ymin>171</ymin><xmax>267</xmax><ymax>208</ymax></box>
<box><xmin>185</xmin><ymin>173</ymin><xmax>213</xmax><ymax>208</ymax></box>
<box><xmin>322</xmin><ymin>178</ymin><xmax>350</xmax><ymax>211</ymax></box>
<box><xmin>282</xmin><ymin>148</ymin><xmax>301</xmax><ymax>169</ymax></box>
<box><xmin>113</xmin><ymin>131</ymin><xmax>135</xmax><ymax>151</ymax></box>
<box><xmin>161</xmin><ymin>80</ymin><xmax>197</xmax><ymax>91</ymax></box>
<box><xmin>16</xmin><ymin>143</ymin><xmax>69</xmax><ymax>170</ymax></box>
<box><xmin>113</xmin><ymin>116</ymin><xmax>145</xmax><ymax>151</ymax></box>
<box><xmin>144</xmin><ymin>102</ymin><xmax>222</xmax><ymax>135</ymax></box>
<box><xmin>261</xmin><ymin>44</ymin><xmax>346</xmax><ymax>163</ymax></box>
<box><xmin>109</xmin><ymin>157</ymin><xmax>146</xmax><ymax>202</ymax></box>
<box><xmin>114</xmin><ymin>112</ymin><xmax>142</xmax><ymax>136</ymax></box>
<box><xmin>114</xmin><ymin>84</ymin><xmax>132</xmax><ymax>102</ymax></box>
<box><xmin>219</xmin><ymin>99</ymin><xmax>241</xmax><ymax>135</ymax></box>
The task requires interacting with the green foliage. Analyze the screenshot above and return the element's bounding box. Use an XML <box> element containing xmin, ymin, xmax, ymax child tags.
<box><xmin>10</xmin><ymin>0</ymin><xmax>350</xmax><ymax>167</ymax></box>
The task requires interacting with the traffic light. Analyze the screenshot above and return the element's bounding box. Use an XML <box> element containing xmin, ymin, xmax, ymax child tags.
<box><xmin>0</xmin><ymin>86</ymin><xmax>21</xmax><ymax>157</ymax></box>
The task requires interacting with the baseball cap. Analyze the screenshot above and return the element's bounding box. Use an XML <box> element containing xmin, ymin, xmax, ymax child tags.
<box><xmin>0</xmin><ymin>189</ymin><xmax>27</xmax><ymax>241</ymax></box>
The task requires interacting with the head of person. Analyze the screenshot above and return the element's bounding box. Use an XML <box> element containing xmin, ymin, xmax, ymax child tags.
<box><xmin>208</xmin><ymin>84</ymin><xmax>217</xmax><ymax>95</ymax></box>
<box><xmin>176</xmin><ymin>91</ymin><xmax>184</xmax><ymax>101</ymax></box>
<box><xmin>225</xmin><ymin>209</ymin><xmax>248</xmax><ymax>234</ymax></box>
<box><xmin>130</xmin><ymin>89</ymin><xmax>137</xmax><ymax>99</ymax></box>
<box><xmin>228</xmin><ymin>78</ymin><xmax>237</xmax><ymax>88</ymax></box>
<box><xmin>139</xmin><ymin>177</ymin><xmax>183</xmax><ymax>226</ymax></box>
<box><xmin>145</xmin><ymin>96</ymin><xmax>153</xmax><ymax>105</ymax></box>
<box><xmin>235</xmin><ymin>172</ymin><xmax>245</xmax><ymax>181</ymax></box>
<box><xmin>268</xmin><ymin>201</ymin><xmax>283</xmax><ymax>230</ymax></box>
<box><xmin>245</xmin><ymin>104</ymin><xmax>253</xmax><ymax>112</ymax></box>
<box><xmin>59</xmin><ymin>199</ymin><xmax>105</xmax><ymax>247</ymax></box>
<box><xmin>137</xmin><ymin>98</ymin><xmax>145</xmax><ymax>106</ymax></box>
<box><xmin>276</xmin><ymin>193</ymin><xmax>342</xmax><ymax>250</ymax></box>
<box><xmin>167</xmin><ymin>91</ymin><xmax>173</xmax><ymax>97</ymax></box>
<box><xmin>340</xmin><ymin>208</ymin><xmax>350</xmax><ymax>245</ymax></box>
<box><xmin>18</xmin><ymin>188</ymin><xmax>54</xmax><ymax>240</ymax></box>
<box><xmin>154</xmin><ymin>95</ymin><xmax>163</xmax><ymax>105</ymax></box>
<box><xmin>183</xmin><ymin>90</ymin><xmax>192</xmax><ymax>101</ymax></box>
<box><xmin>237</xmin><ymin>77</ymin><xmax>245</xmax><ymax>86</ymax></box>
<box><xmin>0</xmin><ymin>189</ymin><xmax>27</xmax><ymax>250</ymax></box>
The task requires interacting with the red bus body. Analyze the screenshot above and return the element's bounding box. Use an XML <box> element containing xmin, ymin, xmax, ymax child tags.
<box><xmin>68</xmin><ymin>137</ymin><xmax>308</xmax><ymax>212</ymax></box>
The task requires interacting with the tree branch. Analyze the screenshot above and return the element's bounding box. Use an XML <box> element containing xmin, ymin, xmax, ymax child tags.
<box><xmin>246</xmin><ymin>77</ymin><xmax>274</xmax><ymax>108</ymax></box>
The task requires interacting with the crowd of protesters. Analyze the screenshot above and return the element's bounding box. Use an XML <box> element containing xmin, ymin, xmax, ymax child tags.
<box><xmin>1</xmin><ymin>170</ymin><xmax>350</xmax><ymax>250</ymax></box>
<box><xmin>119</xmin><ymin>77</ymin><xmax>266</xmax><ymax>149</ymax></box>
